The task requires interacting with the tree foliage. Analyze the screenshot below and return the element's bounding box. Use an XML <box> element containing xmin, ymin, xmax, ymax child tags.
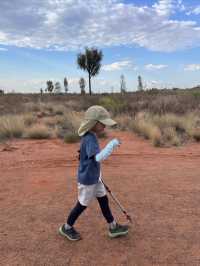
<box><xmin>77</xmin><ymin>47</ymin><xmax>103</xmax><ymax>95</ymax></box>
<box><xmin>46</xmin><ymin>80</ymin><xmax>54</xmax><ymax>93</ymax></box>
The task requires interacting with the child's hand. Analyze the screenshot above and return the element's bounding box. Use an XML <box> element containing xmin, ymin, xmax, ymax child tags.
<box><xmin>112</xmin><ymin>138</ymin><xmax>121</xmax><ymax>147</ymax></box>
<box><xmin>117</xmin><ymin>138</ymin><xmax>122</xmax><ymax>145</ymax></box>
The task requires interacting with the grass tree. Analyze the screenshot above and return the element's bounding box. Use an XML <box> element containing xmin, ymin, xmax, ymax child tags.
<box><xmin>138</xmin><ymin>75</ymin><xmax>143</xmax><ymax>91</ymax></box>
<box><xmin>64</xmin><ymin>77</ymin><xmax>68</xmax><ymax>93</ymax></box>
<box><xmin>54</xmin><ymin>82</ymin><xmax>62</xmax><ymax>94</ymax></box>
<box><xmin>46</xmin><ymin>80</ymin><xmax>54</xmax><ymax>93</ymax></box>
<box><xmin>120</xmin><ymin>74</ymin><xmax>126</xmax><ymax>94</ymax></box>
<box><xmin>77</xmin><ymin>47</ymin><xmax>103</xmax><ymax>95</ymax></box>
<box><xmin>79</xmin><ymin>77</ymin><xmax>86</xmax><ymax>95</ymax></box>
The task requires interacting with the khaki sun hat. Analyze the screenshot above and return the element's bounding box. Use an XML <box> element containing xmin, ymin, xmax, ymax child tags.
<box><xmin>78</xmin><ymin>105</ymin><xmax>117</xmax><ymax>136</ymax></box>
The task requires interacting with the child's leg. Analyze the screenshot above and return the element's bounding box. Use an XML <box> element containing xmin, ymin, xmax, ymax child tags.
<box><xmin>59</xmin><ymin>184</ymin><xmax>94</xmax><ymax>241</ymax></box>
<box><xmin>66</xmin><ymin>201</ymin><xmax>87</xmax><ymax>227</ymax></box>
<box><xmin>96</xmin><ymin>180</ymin><xmax>115</xmax><ymax>224</ymax></box>
<box><xmin>59</xmin><ymin>201</ymin><xmax>86</xmax><ymax>241</ymax></box>
<box><xmin>96</xmin><ymin>195</ymin><xmax>114</xmax><ymax>223</ymax></box>
<box><xmin>65</xmin><ymin>183</ymin><xmax>95</xmax><ymax>228</ymax></box>
<box><xmin>96</xmin><ymin>180</ymin><xmax>129</xmax><ymax>238</ymax></box>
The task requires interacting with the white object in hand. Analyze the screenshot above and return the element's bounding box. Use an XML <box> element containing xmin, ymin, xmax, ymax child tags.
<box><xmin>95</xmin><ymin>138</ymin><xmax>120</xmax><ymax>162</ymax></box>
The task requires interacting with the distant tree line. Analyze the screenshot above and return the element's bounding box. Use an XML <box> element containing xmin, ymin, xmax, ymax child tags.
<box><xmin>42</xmin><ymin>47</ymin><xmax>147</xmax><ymax>95</ymax></box>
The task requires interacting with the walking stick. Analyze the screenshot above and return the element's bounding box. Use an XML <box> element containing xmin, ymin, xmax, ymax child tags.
<box><xmin>101</xmin><ymin>179</ymin><xmax>133</xmax><ymax>224</ymax></box>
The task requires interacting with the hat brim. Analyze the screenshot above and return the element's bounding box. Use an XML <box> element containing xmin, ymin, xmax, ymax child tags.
<box><xmin>99</xmin><ymin>118</ymin><xmax>117</xmax><ymax>127</ymax></box>
<box><xmin>78</xmin><ymin>118</ymin><xmax>117</xmax><ymax>137</ymax></box>
<box><xmin>78</xmin><ymin>120</ymin><xmax>97</xmax><ymax>137</ymax></box>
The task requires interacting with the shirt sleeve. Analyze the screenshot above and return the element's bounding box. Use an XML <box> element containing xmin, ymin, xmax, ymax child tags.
<box><xmin>95</xmin><ymin>139</ymin><xmax>120</xmax><ymax>162</ymax></box>
<box><xmin>86</xmin><ymin>137</ymin><xmax>99</xmax><ymax>159</ymax></box>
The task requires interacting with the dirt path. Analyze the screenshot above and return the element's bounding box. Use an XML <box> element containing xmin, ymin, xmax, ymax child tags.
<box><xmin>1</xmin><ymin>131</ymin><xmax>200</xmax><ymax>266</ymax></box>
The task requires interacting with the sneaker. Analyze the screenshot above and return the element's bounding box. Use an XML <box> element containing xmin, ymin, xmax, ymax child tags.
<box><xmin>108</xmin><ymin>223</ymin><xmax>129</xmax><ymax>238</ymax></box>
<box><xmin>59</xmin><ymin>224</ymin><xmax>81</xmax><ymax>241</ymax></box>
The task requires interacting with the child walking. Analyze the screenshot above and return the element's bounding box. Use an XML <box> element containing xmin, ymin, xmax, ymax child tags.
<box><xmin>59</xmin><ymin>105</ymin><xmax>129</xmax><ymax>241</ymax></box>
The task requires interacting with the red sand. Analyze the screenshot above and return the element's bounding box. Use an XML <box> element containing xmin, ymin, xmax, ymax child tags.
<box><xmin>1</xmin><ymin>131</ymin><xmax>200</xmax><ymax>266</ymax></box>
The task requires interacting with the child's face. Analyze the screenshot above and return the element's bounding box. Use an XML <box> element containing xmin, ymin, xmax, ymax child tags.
<box><xmin>91</xmin><ymin>121</ymin><xmax>106</xmax><ymax>135</ymax></box>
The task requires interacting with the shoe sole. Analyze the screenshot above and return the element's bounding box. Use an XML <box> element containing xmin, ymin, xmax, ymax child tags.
<box><xmin>59</xmin><ymin>226</ymin><xmax>81</xmax><ymax>241</ymax></box>
<box><xmin>108</xmin><ymin>230</ymin><xmax>129</xmax><ymax>238</ymax></box>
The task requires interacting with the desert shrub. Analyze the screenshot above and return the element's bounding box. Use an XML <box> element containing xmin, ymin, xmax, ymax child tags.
<box><xmin>64</xmin><ymin>100</ymin><xmax>82</xmax><ymax>111</ymax></box>
<box><xmin>99</xmin><ymin>96</ymin><xmax>126</xmax><ymax>115</ymax></box>
<box><xmin>129</xmin><ymin>112</ymin><xmax>200</xmax><ymax>147</ymax></box>
<box><xmin>151</xmin><ymin>129</ymin><xmax>162</xmax><ymax>147</ymax></box>
<box><xmin>56</xmin><ymin>111</ymin><xmax>83</xmax><ymax>138</ymax></box>
<box><xmin>151</xmin><ymin>114</ymin><xmax>186</xmax><ymax>133</ymax></box>
<box><xmin>66</xmin><ymin>111</ymin><xmax>83</xmax><ymax>130</ymax></box>
<box><xmin>23</xmin><ymin>102</ymin><xmax>41</xmax><ymax>112</ymax></box>
<box><xmin>24</xmin><ymin>124</ymin><xmax>51</xmax><ymax>139</ymax></box>
<box><xmin>192</xmin><ymin>91</ymin><xmax>200</xmax><ymax>98</ymax></box>
<box><xmin>43</xmin><ymin>116</ymin><xmax>62</xmax><ymax>128</ymax></box>
<box><xmin>43</xmin><ymin>117</ymin><xmax>55</xmax><ymax>127</ymax></box>
<box><xmin>130</xmin><ymin>118</ymin><xmax>161</xmax><ymax>140</ymax></box>
<box><xmin>98</xmin><ymin>131</ymin><xmax>108</xmax><ymax>139</ymax></box>
<box><xmin>42</xmin><ymin>103</ymin><xmax>54</xmax><ymax>113</ymax></box>
<box><xmin>191</xmin><ymin>128</ymin><xmax>200</xmax><ymax>141</ymax></box>
<box><xmin>115</xmin><ymin>114</ymin><xmax>133</xmax><ymax>131</ymax></box>
<box><xmin>162</xmin><ymin>127</ymin><xmax>181</xmax><ymax>146</ymax></box>
<box><xmin>23</xmin><ymin>113</ymin><xmax>37</xmax><ymax>126</ymax></box>
<box><xmin>53</xmin><ymin>104</ymin><xmax>66</xmax><ymax>115</ymax></box>
<box><xmin>0</xmin><ymin>115</ymin><xmax>25</xmax><ymax>140</ymax></box>
<box><xmin>64</xmin><ymin>132</ymin><xmax>80</xmax><ymax>143</ymax></box>
<box><xmin>150</xmin><ymin>95</ymin><xmax>181</xmax><ymax>114</ymax></box>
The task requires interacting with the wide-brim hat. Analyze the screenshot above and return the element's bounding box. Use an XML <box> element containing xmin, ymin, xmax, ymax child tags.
<box><xmin>78</xmin><ymin>105</ymin><xmax>117</xmax><ymax>136</ymax></box>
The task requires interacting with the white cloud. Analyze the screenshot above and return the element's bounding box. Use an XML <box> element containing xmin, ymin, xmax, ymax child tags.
<box><xmin>153</xmin><ymin>0</ymin><xmax>176</xmax><ymax>16</ymax></box>
<box><xmin>0</xmin><ymin>0</ymin><xmax>200</xmax><ymax>52</ymax></box>
<box><xmin>184</xmin><ymin>64</ymin><xmax>200</xmax><ymax>71</ymax></box>
<box><xmin>102</xmin><ymin>60</ymin><xmax>135</xmax><ymax>71</ymax></box>
<box><xmin>144</xmin><ymin>79</ymin><xmax>174</xmax><ymax>89</ymax></box>
<box><xmin>0</xmin><ymin>47</ymin><xmax>8</xmax><ymax>51</ymax></box>
<box><xmin>187</xmin><ymin>6</ymin><xmax>200</xmax><ymax>16</ymax></box>
<box><xmin>145</xmin><ymin>64</ymin><xmax>168</xmax><ymax>70</ymax></box>
<box><xmin>152</xmin><ymin>0</ymin><xmax>185</xmax><ymax>16</ymax></box>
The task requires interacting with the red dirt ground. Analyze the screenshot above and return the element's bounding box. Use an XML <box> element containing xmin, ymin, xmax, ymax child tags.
<box><xmin>0</xmin><ymin>131</ymin><xmax>200</xmax><ymax>266</ymax></box>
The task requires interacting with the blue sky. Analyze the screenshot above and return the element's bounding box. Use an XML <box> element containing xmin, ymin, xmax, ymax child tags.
<box><xmin>0</xmin><ymin>0</ymin><xmax>200</xmax><ymax>93</ymax></box>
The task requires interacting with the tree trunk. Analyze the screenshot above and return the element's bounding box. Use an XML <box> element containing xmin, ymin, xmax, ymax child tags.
<box><xmin>88</xmin><ymin>73</ymin><xmax>92</xmax><ymax>95</ymax></box>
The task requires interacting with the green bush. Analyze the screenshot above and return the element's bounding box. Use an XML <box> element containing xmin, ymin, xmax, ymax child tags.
<box><xmin>64</xmin><ymin>132</ymin><xmax>80</xmax><ymax>143</ymax></box>
<box><xmin>99</xmin><ymin>96</ymin><xmax>126</xmax><ymax>115</ymax></box>
<box><xmin>192</xmin><ymin>128</ymin><xmax>200</xmax><ymax>141</ymax></box>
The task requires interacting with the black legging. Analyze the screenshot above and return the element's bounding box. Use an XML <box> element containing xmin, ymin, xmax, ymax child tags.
<box><xmin>97</xmin><ymin>195</ymin><xmax>114</xmax><ymax>223</ymax></box>
<box><xmin>67</xmin><ymin>195</ymin><xmax>114</xmax><ymax>226</ymax></box>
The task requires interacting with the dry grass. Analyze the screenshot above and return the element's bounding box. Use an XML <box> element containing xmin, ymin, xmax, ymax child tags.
<box><xmin>52</xmin><ymin>104</ymin><xmax>66</xmax><ymax>115</ymax></box>
<box><xmin>1</xmin><ymin>89</ymin><xmax>200</xmax><ymax>116</ymax></box>
<box><xmin>65</xmin><ymin>111</ymin><xmax>83</xmax><ymax>131</ymax></box>
<box><xmin>190</xmin><ymin>128</ymin><xmax>200</xmax><ymax>141</ymax></box>
<box><xmin>24</xmin><ymin>124</ymin><xmax>51</xmax><ymax>139</ymax></box>
<box><xmin>23</xmin><ymin>113</ymin><xmax>37</xmax><ymax>126</ymax></box>
<box><xmin>122</xmin><ymin>111</ymin><xmax>200</xmax><ymax>147</ymax></box>
<box><xmin>130</xmin><ymin>117</ymin><xmax>162</xmax><ymax>145</ymax></box>
<box><xmin>23</xmin><ymin>102</ymin><xmax>67</xmax><ymax>117</ymax></box>
<box><xmin>1</xmin><ymin>92</ymin><xmax>200</xmax><ymax>146</ymax></box>
<box><xmin>115</xmin><ymin>114</ymin><xmax>133</xmax><ymax>131</ymax></box>
<box><xmin>0</xmin><ymin>115</ymin><xmax>25</xmax><ymax>141</ymax></box>
<box><xmin>54</xmin><ymin>111</ymin><xmax>83</xmax><ymax>139</ymax></box>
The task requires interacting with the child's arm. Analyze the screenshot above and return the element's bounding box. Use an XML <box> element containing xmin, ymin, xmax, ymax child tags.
<box><xmin>95</xmin><ymin>139</ymin><xmax>120</xmax><ymax>162</ymax></box>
